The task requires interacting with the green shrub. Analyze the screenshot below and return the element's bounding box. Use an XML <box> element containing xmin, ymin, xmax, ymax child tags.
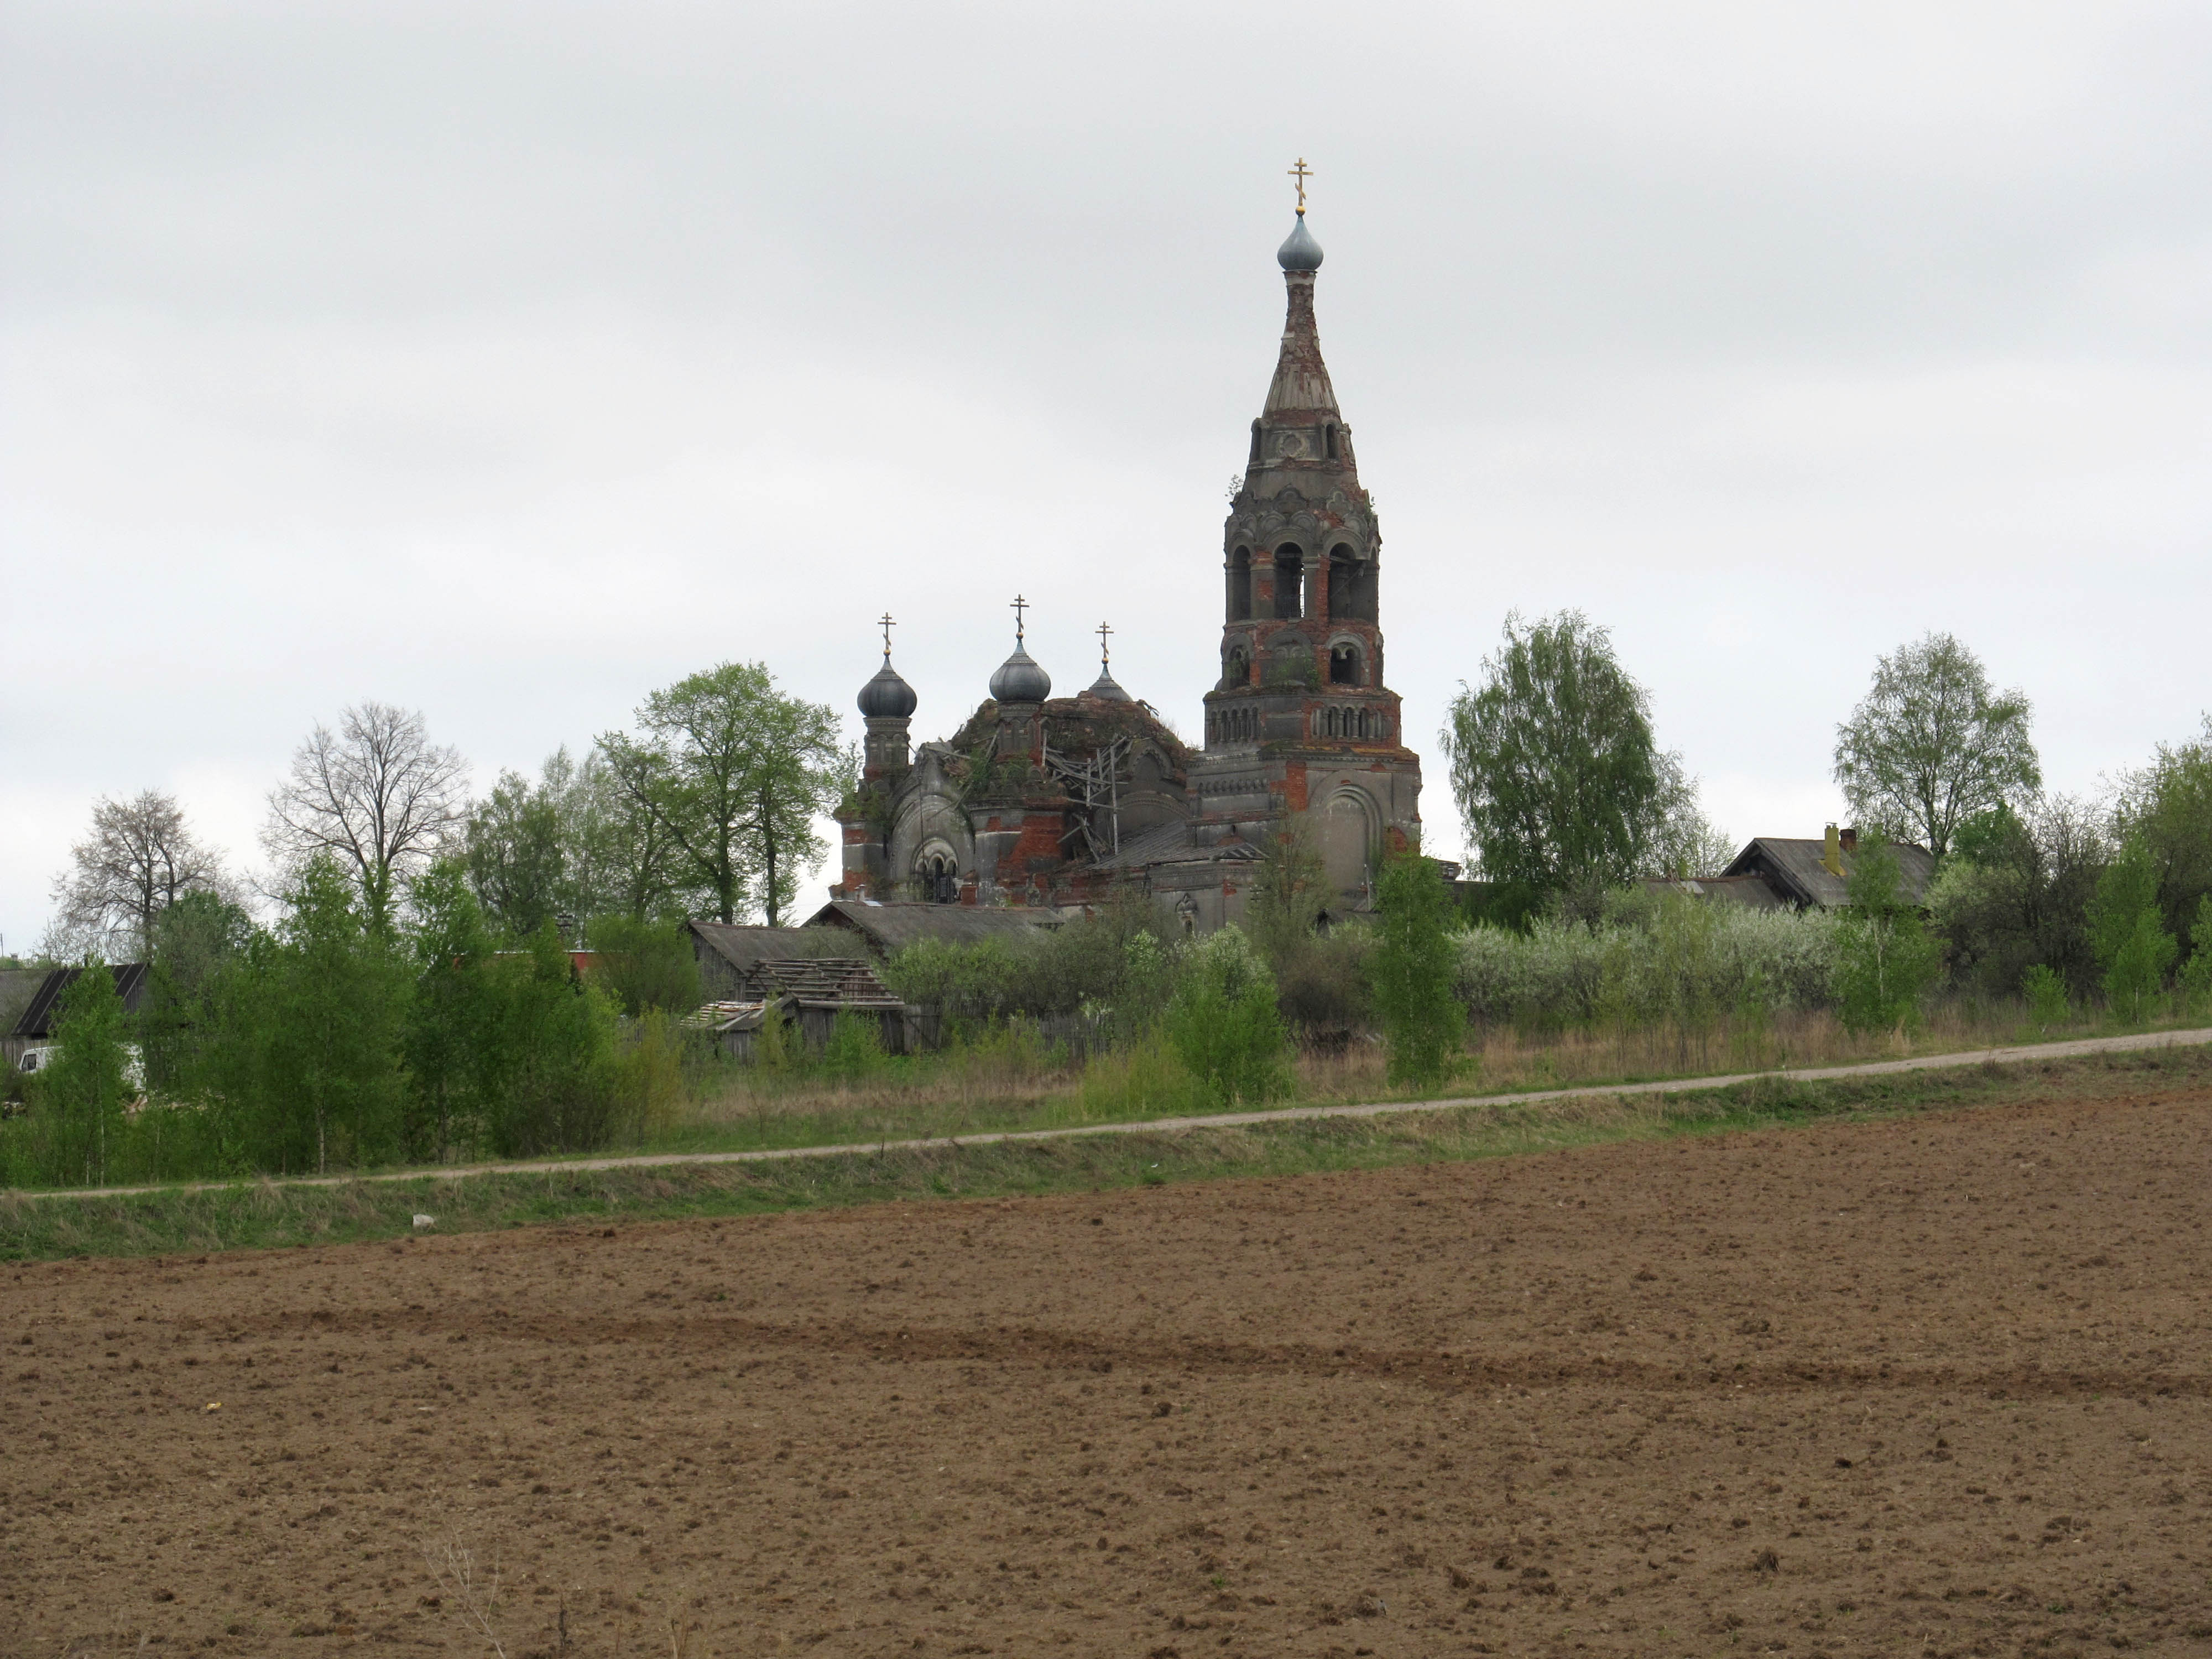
<box><xmin>818</xmin><ymin>1009</ymin><xmax>887</xmax><ymax>1084</ymax></box>
<box><xmin>1076</xmin><ymin>1031</ymin><xmax>1205</xmax><ymax>1120</ymax></box>
<box><xmin>1368</xmin><ymin>847</ymin><xmax>1466</xmax><ymax>1087</ymax></box>
<box><xmin>2091</xmin><ymin>837</ymin><xmax>2178</xmax><ymax>1024</ymax></box>
<box><xmin>587</xmin><ymin>913</ymin><xmax>702</xmax><ymax>1017</ymax></box>
<box><xmin>1832</xmin><ymin>834</ymin><xmax>1942</xmax><ymax>1036</ymax></box>
<box><xmin>2182</xmin><ymin>897</ymin><xmax>2212</xmax><ymax>1019</ymax></box>
<box><xmin>1454</xmin><ymin>902</ymin><xmax>1838</xmax><ymax>1030</ymax></box>
<box><xmin>480</xmin><ymin>926</ymin><xmax>621</xmax><ymax>1157</ymax></box>
<box><xmin>25</xmin><ymin>959</ymin><xmax>134</xmax><ymax>1187</ymax></box>
<box><xmin>2021</xmin><ymin>963</ymin><xmax>2070</xmax><ymax>1035</ymax></box>
<box><xmin>1162</xmin><ymin>927</ymin><xmax>1289</xmax><ymax>1108</ymax></box>
<box><xmin>614</xmin><ymin>1008</ymin><xmax>688</xmax><ymax>1141</ymax></box>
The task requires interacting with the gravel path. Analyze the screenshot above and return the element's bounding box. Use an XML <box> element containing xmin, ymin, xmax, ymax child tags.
<box><xmin>28</xmin><ymin>1023</ymin><xmax>2209</xmax><ymax>1201</ymax></box>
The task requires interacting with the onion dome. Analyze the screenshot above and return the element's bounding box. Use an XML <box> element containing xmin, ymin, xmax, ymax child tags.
<box><xmin>1276</xmin><ymin>213</ymin><xmax>1323</xmax><ymax>272</ymax></box>
<box><xmin>989</xmin><ymin>646</ymin><xmax>1052</xmax><ymax>705</ymax></box>
<box><xmin>857</xmin><ymin>659</ymin><xmax>917</xmax><ymax>719</ymax></box>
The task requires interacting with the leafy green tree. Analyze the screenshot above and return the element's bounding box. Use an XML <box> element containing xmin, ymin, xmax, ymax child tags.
<box><xmin>2090</xmin><ymin>837</ymin><xmax>2178</xmax><ymax>1024</ymax></box>
<box><xmin>139</xmin><ymin>889</ymin><xmax>255</xmax><ymax>1095</ymax></box>
<box><xmin>1246</xmin><ymin>814</ymin><xmax>1329</xmax><ymax>966</ymax></box>
<box><xmin>30</xmin><ymin>960</ymin><xmax>133</xmax><ymax>1186</ymax></box>
<box><xmin>1927</xmin><ymin>795</ymin><xmax>2108</xmax><ymax>996</ymax></box>
<box><xmin>1368</xmin><ymin>846</ymin><xmax>1467</xmax><ymax>1087</ymax></box>
<box><xmin>2115</xmin><ymin>714</ymin><xmax>2212</xmax><ymax>942</ymax></box>
<box><xmin>1648</xmin><ymin>753</ymin><xmax>1738</xmax><ymax>880</ymax></box>
<box><xmin>1831</xmin><ymin>833</ymin><xmax>1942</xmax><ymax>1035</ymax></box>
<box><xmin>598</xmin><ymin>662</ymin><xmax>850</xmax><ymax>925</ymax></box>
<box><xmin>1163</xmin><ymin>926</ymin><xmax>1288</xmax><ymax>1108</ymax></box>
<box><xmin>2021</xmin><ymin>963</ymin><xmax>2070</xmax><ymax>1035</ymax></box>
<box><xmin>258</xmin><ymin>859</ymin><xmax>410</xmax><ymax>1173</ymax></box>
<box><xmin>1439</xmin><ymin>611</ymin><xmax>1666</xmax><ymax>902</ymax></box>
<box><xmin>564</xmin><ymin>748</ymin><xmax>686</xmax><ymax>925</ymax></box>
<box><xmin>479</xmin><ymin>926</ymin><xmax>619</xmax><ymax>1157</ymax></box>
<box><xmin>401</xmin><ymin>861</ymin><xmax>498</xmax><ymax>1163</ymax></box>
<box><xmin>465</xmin><ymin>767</ymin><xmax>567</xmax><ymax>940</ymax></box>
<box><xmin>1832</xmin><ymin>632</ymin><xmax>2039</xmax><ymax>858</ymax></box>
<box><xmin>2179</xmin><ymin>896</ymin><xmax>2212</xmax><ymax>1018</ymax></box>
<box><xmin>586</xmin><ymin>914</ymin><xmax>702</xmax><ymax>1018</ymax></box>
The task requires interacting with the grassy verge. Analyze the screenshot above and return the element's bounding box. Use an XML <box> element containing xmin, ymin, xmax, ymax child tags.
<box><xmin>5</xmin><ymin>1044</ymin><xmax>2205</xmax><ymax>1263</ymax></box>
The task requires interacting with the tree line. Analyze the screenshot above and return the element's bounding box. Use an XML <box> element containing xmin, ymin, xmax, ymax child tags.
<box><xmin>1439</xmin><ymin>612</ymin><xmax>2212</xmax><ymax>1019</ymax></box>
<box><xmin>38</xmin><ymin>660</ymin><xmax>852</xmax><ymax>966</ymax></box>
<box><xmin>9</xmin><ymin>856</ymin><xmax>712</xmax><ymax>1190</ymax></box>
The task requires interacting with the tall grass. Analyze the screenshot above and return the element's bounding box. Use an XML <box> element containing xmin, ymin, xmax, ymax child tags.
<box><xmin>10</xmin><ymin>1044</ymin><xmax>2208</xmax><ymax>1261</ymax></box>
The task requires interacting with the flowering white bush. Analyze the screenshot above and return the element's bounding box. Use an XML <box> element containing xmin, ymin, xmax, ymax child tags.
<box><xmin>1453</xmin><ymin>899</ymin><xmax>1840</xmax><ymax>1028</ymax></box>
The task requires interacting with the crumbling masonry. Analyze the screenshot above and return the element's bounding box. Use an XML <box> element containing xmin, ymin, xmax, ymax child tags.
<box><xmin>831</xmin><ymin>208</ymin><xmax>1424</xmax><ymax>932</ymax></box>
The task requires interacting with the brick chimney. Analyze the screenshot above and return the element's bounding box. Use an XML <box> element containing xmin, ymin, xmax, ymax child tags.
<box><xmin>1822</xmin><ymin>823</ymin><xmax>1844</xmax><ymax>877</ymax></box>
<box><xmin>1838</xmin><ymin>826</ymin><xmax>1858</xmax><ymax>854</ymax></box>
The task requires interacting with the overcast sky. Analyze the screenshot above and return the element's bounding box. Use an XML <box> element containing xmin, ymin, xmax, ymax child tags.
<box><xmin>3</xmin><ymin>1</ymin><xmax>2208</xmax><ymax>949</ymax></box>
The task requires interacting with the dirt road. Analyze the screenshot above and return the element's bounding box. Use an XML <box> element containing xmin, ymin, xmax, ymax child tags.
<box><xmin>6</xmin><ymin>1082</ymin><xmax>2210</xmax><ymax>1656</ymax></box>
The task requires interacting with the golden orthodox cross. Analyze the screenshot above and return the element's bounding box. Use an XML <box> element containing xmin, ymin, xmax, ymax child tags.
<box><xmin>1010</xmin><ymin>593</ymin><xmax>1029</xmax><ymax>644</ymax></box>
<box><xmin>1096</xmin><ymin>620</ymin><xmax>1114</xmax><ymax>667</ymax></box>
<box><xmin>878</xmin><ymin>612</ymin><xmax>895</xmax><ymax>660</ymax></box>
<box><xmin>1288</xmin><ymin>157</ymin><xmax>1312</xmax><ymax>214</ymax></box>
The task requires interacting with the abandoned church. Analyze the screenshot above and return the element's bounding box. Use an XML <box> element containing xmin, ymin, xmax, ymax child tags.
<box><xmin>830</xmin><ymin>203</ymin><xmax>1425</xmax><ymax>932</ymax></box>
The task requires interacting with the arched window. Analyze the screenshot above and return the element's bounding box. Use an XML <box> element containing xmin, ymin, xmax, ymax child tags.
<box><xmin>919</xmin><ymin>853</ymin><xmax>959</xmax><ymax>904</ymax></box>
<box><xmin>1326</xmin><ymin>545</ymin><xmax>1357</xmax><ymax>620</ymax></box>
<box><xmin>1273</xmin><ymin>545</ymin><xmax>1303</xmax><ymax>619</ymax></box>
<box><xmin>1324</xmin><ymin>707</ymin><xmax>1339</xmax><ymax>738</ymax></box>
<box><xmin>1329</xmin><ymin>643</ymin><xmax>1361</xmax><ymax>686</ymax></box>
<box><xmin>1324</xmin><ymin>424</ymin><xmax>1340</xmax><ymax>461</ymax></box>
<box><xmin>1331</xmin><ymin>547</ymin><xmax>1377</xmax><ymax>623</ymax></box>
<box><xmin>1248</xmin><ymin>419</ymin><xmax>1262</xmax><ymax>467</ymax></box>
<box><xmin>1228</xmin><ymin>547</ymin><xmax>1252</xmax><ymax>622</ymax></box>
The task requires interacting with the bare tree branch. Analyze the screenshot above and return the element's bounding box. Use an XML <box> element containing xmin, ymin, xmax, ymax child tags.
<box><xmin>264</xmin><ymin>702</ymin><xmax>468</xmax><ymax>925</ymax></box>
<box><xmin>46</xmin><ymin>790</ymin><xmax>234</xmax><ymax>961</ymax></box>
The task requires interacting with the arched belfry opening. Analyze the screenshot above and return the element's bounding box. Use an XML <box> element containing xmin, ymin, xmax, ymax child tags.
<box><xmin>1329</xmin><ymin>642</ymin><xmax>1363</xmax><ymax>686</ymax></box>
<box><xmin>1327</xmin><ymin>544</ymin><xmax>1374</xmax><ymax>623</ymax></box>
<box><xmin>1228</xmin><ymin>547</ymin><xmax>1252</xmax><ymax>622</ymax></box>
<box><xmin>1273</xmin><ymin>545</ymin><xmax>1303</xmax><ymax>619</ymax></box>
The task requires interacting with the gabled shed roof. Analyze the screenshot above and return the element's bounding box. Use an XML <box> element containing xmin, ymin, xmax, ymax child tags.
<box><xmin>1721</xmin><ymin>838</ymin><xmax>1937</xmax><ymax>910</ymax></box>
<box><xmin>9</xmin><ymin>963</ymin><xmax>150</xmax><ymax>1040</ymax></box>
<box><xmin>802</xmin><ymin>900</ymin><xmax>1066</xmax><ymax>957</ymax></box>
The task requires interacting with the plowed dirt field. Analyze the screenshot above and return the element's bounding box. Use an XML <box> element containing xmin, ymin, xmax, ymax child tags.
<box><xmin>7</xmin><ymin>1086</ymin><xmax>2211</xmax><ymax>1657</ymax></box>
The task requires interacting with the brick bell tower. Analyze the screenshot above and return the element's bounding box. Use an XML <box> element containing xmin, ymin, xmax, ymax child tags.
<box><xmin>1193</xmin><ymin>176</ymin><xmax>1423</xmax><ymax>907</ymax></box>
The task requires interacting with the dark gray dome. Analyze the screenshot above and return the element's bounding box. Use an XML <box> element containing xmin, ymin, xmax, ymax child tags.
<box><xmin>989</xmin><ymin>646</ymin><xmax>1052</xmax><ymax>705</ymax></box>
<box><xmin>1277</xmin><ymin>213</ymin><xmax>1323</xmax><ymax>272</ymax></box>
<box><xmin>1084</xmin><ymin>668</ymin><xmax>1132</xmax><ymax>702</ymax></box>
<box><xmin>857</xmin><ymin>660</ymin><xmax>917</xmax><ymax>719</ymax></box>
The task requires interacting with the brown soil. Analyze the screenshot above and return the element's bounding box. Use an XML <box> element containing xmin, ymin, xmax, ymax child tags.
<box><xmin>7</xmin><ymin>1089</ymin><xmax>2212</xmax><ymax>1658</ymax></box>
